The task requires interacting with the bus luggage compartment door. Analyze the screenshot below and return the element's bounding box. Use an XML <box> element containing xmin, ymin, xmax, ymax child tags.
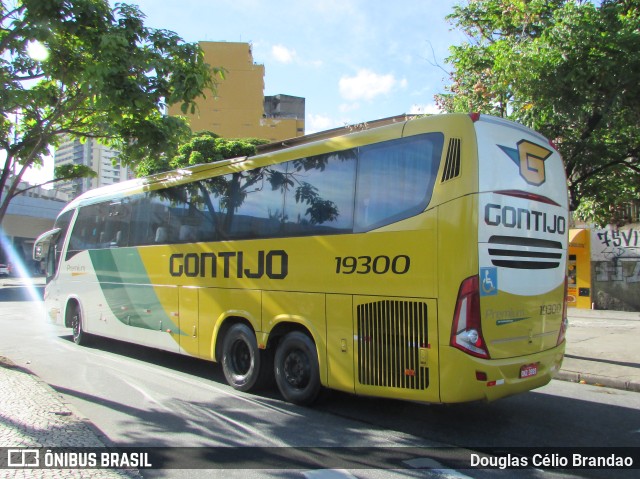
<box><xmin>353</xmin><ymin>296</ymin><xmax>439</xmax><ymax>403</ymax></box>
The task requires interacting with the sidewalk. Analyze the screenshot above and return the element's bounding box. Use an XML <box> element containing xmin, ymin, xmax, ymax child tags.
<box><xmin>0</xmin><ymin>356</ymin><xmax>142</xmax><ymax>478</ymax></box>
<box><xmin>0</xmin><ymin>277</ymin><xmax>140</xmax><ymax>477</ymax></box>
<box><xmin>559</xmin><ymin>308</ymin><xmax>640</xmax><ymax>392</ymax></box>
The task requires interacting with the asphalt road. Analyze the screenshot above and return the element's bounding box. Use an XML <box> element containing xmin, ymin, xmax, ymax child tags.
<box><xmin>1</xmin><ymin>285</ymin><xmax>639</xmax><ymax>479</ymax></box>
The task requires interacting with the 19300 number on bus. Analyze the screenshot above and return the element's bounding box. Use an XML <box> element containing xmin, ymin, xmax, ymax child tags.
<box><xmin>335</xmin><ymin>255</ymin><xmax>411</xmax><ymax>275</ymax></box>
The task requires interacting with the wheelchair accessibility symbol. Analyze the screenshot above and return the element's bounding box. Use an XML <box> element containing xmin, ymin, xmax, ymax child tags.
<box><xmin>480</xmin><ymin>267</ymin><xmax>498</xmax><ymax>296</ymax></box>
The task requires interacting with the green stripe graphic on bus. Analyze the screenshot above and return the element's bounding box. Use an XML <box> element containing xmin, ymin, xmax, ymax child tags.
<box><xmin>88</xmin><ymin>249</ymin><xmax>184</xmax><ymax>335</ymax></box>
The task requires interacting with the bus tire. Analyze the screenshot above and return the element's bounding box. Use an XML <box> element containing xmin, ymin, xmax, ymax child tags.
<box><xmin>274</xmin><ymin>331</ymin><xmax>321</xmax><ymax>406</ymax></box>
<box><xmin>221</xmin><ymin>323</ymin><xmax>267</xmax><ymax>392</ymax></box>
<box><xmin>70</xmin><ymin>304</ymin><xmax>89</xmax><ymax>346</ymax></box>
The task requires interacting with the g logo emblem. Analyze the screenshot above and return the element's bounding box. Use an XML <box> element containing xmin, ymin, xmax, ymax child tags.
<box><xmin>499</xmin><ymin>140</ymin><xmax>552</xmax><ymax>186</ymax></box>
<box><xmin>516</xmin><ymin>140</ymin><xmax>552</xmax><ymax>186</ymax></box>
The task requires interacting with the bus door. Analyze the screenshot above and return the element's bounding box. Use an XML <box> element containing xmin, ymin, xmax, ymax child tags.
<box><xmin>34</xmin><ymin>228</ymin><xmax>63</xmax><ymax>323</ymax></box>
<box><xmin>326</xmin><ymin>294</ymin><xmax>354</xmax><ymax>393</ymax></box>
<box><xmin>178</xmin><ymin>286</ymin><xmax>200</xmax><ymax>356</ymax></box>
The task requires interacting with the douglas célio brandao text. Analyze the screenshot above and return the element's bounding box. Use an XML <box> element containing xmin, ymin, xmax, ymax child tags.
<box><xmin>470</xmin><ymin>453</ymin><xmax>634</xmax><ymax>469</ymax></box>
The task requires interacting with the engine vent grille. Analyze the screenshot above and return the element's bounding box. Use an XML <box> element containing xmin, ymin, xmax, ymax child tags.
<box><xmin>357</xmin><ymin>300</ymin><xmax>429</xmax><ymax>390</ymax></box>
<box><xmin>488</xmin><ymin>235</ymin><xmax>563</xmax><ymax>269</ymax></box>
<box><xmin>441</xmin><ymin>138</ymin><xmax>461</xmax><ymax>182</ymax></box>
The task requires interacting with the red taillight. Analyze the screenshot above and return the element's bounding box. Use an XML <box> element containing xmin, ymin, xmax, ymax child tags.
<box><xmin>469</xmin><ymin>112</ymin><xmax>481</xmax><ymax>122</ymax></box>
<box><xmin>557</xmin><ymin>276</ymin><xmax>569</xmax><ymax>345</ymax></box>
<box><xmin>450</xmin><ymin>276</ymin><xmax>490</xmax><ymax>359</ymax></box>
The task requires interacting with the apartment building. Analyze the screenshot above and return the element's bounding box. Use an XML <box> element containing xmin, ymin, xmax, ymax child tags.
<box><xmin>52</xmin><ymin>42</ymin><xmax>303</xmax><ymax>201</ymax></box>
<box><xmin>53</xmin><ymin>136</ymin><xmax>131</xmax><ymax>199</ymax></box>
<box><xmin>168</xmin><ymin>41</ymin><xmax>305</xmax><ymax>141</ymax></box>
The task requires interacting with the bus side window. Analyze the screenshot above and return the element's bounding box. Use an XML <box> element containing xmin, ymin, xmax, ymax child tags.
<box><xmin>354</xmin><ymin>133</ymin><xmax>443</xmax><ymax>232</ymax></box>
<box><xmin>67</xmin><ymin>204</ymin><xmax>101</xmax><ymax>258</ymax></box>
<box><xmin>102</xmin><ymin>202</ymin><xmax>129</xmax><ymax>248</ymax></box>
<box><xmin>155</xmin><ymin>227</ymin><xmax>169</xmax><ymax>243</ymax></box>
<box><xmin>226</xmin><ymin>165</ymin><xmax>287</xmax><ymax>240</ymax></box>
<box><xmin>128</xmin><ymin>194</ymin><xmax>153</xmax><ymax>246</ymax></box>
<box><xmin>283</xmin><ymin>152</ymin><xmax>356</xmax><ymax>236</ymax></box>
<box><xmin>46</xmin><ymin>240</ymin><xmax>58</xmax><ymax>280</ymax></box>
<box><xmin>179</xmin><ymin>225</ymin><xmax>197</xmax><ymax>242</ymax></box>
<box><xmin>49</xmin><ymin>210</ymin><xmax>73</xmax><ymax>277</ymax></box>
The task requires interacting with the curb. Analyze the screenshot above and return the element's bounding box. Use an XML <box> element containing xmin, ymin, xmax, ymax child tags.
<box><xmin>568</xmin><ymin>309</ymin><xmax>640</xmax><ymax>321</ymax></box>
<box><xmin>0</xmin><ymin>357</ymin><xmax>143</xmax><ymax>478</ymax></box>
<box><xmin>555</xmin><ymin>370</ymin><xmax>640</xmax><ymax>393</ymax></box>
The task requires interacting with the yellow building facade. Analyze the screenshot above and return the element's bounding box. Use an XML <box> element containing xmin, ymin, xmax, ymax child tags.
<box><xmin>568</xmin><ymin>228</ymin><xmax>592</xmax><ymax>308</ymax></box>
<box><xmin>168</xmin><ymin>42</ymin><xmax>305</xmax><ymax>141</ymax></box>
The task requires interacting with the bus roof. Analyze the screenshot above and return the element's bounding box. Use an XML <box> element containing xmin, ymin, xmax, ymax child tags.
<box><xmin>61</xmin><ymin>157</ymin><xmax>245</xmax><ymax>213</ymax></box>
<box><xmin>61</xmin><ymin>113</ymin><xmax>477</xmax><ymax>214</ymax></box>
<box><xmin>256</xmin><ymin>114</ymin><xmax>416</xmax><ymax>154</ymax></box>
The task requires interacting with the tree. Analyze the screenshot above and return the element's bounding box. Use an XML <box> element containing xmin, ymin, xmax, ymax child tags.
<box><xmin>437</xmin><ymin>0</ymin><xmax>640</xmax><ymax>226</ymax></box>
<box><xmin>138</xmin><ymin>130</ymin><xmax>341</xmax><ymax>230</ymax></box>
<box><xmin>0</xmin><ymin>0</ymin><xmax>222</xmax><ymax>225</ymax></box>
<box><xmin>134</xmin><ymin>131</ymin><xmax>268</xmax><ymax>177</ymax></box>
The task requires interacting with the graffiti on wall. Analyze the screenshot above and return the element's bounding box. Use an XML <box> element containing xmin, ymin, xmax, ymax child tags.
<box><xmin>591</xmin><ymin>227</ymin><xmax>640</xmax><ymax>311</ymax></box>
<box><xmin>593</xmin><ymin>228</ymin><xmax>640</xmax><ymax>261</ymax></box>
<box><xmin>594</xmin><ymin>261</ymin><xmax>640</xmax><ymax>283</ymax></box>
<box><xmin>592</xmin><ymin>227</ymin><xmax>640</xmax><ymax>283</ymax></box>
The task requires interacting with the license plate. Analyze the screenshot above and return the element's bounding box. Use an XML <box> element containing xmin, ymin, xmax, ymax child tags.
<box><xmin>520</xmin><ymin>363</ymin><xmax>538</xmax><ymax>378</ymax></box>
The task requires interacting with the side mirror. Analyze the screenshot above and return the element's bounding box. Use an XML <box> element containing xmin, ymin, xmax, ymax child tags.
<box><xmin>33</xmin><ymin>228</ymin><xmax>61</xmax><ymax>261</ymax></box>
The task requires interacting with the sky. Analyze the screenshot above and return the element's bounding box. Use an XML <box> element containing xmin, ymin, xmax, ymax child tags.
<box><xmin>24</xmin><ymin>0</ymin><xmax>466</xmax><ymax>184</ymax></box>
<box><xmin>119</xmin><ymin>0</ymin><xmax>465</xmax><ymax>132</ymax></box>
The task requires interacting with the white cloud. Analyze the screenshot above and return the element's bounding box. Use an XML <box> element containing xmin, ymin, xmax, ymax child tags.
<box><xmin>269</xmin><ymin>44</ymin><xmax>322</xmax><ymax>68</ymax></box>
<box><xmin>306</xmin><ymin>113</ymin><xmax>341</xmax><ymax>134</ymax></box>
<box><xmin>339</xmin><ymin>69</ymin><xmax>398</xmax><ymax>102</ymax></box>
<box><xmin>271</xmin><ymin>44</ymin><xmax>296</xmax><ymax>64</ymax></box>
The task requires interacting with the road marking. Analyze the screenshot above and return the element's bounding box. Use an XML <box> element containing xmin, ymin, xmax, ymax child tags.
<box><xmin>303</xmin><ymin>470</ymin><xmax>357</xmax><ymax>479</ymax></box>
<box><xmin>120</xmin><ymin>377</ymin><xmax>173</xmax><ymax>413</ymax></box>
<box><xmin>302</xmin><ymin>459</ymin><xmax>477</xmax><ymax>479</ymax></box>
<box><xmin>404</xmin><ymin>457</ymin><xmax>475</xmax><ymax>478</ymax></box>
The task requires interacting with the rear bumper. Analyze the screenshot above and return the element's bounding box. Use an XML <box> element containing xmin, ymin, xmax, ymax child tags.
<box><xmin>439</xmin><ymin>342</ymin><xmax>565</xmax><ymax>403</ymax></box>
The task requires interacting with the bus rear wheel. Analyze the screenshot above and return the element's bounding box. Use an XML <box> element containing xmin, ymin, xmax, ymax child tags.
<box><xmin>274</xmin><ymin>331</ymin><xmax>321</xmax><ymax>406</ymax></box>
<box><xmin>221</xmin><ymin>323</ymin><xmax>270</xmax><ymax>392</ymax></box>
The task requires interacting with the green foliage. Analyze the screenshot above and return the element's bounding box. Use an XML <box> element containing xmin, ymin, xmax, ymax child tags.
<box><xmin>574</xmin><ymin>163</ymin><xmax>640</xmax><ymax>226</ymax></box>
<box><xmin>143</xmin><ymin>131</ymin><xmax>340</xmax><ymax>229</ymax></box>
<box><xmin>438</xmin><ymin>0</ymin><xmax>640</xmax><ymax>226</ymax></box>
<box><xmin>0</xmin><ymin>0</ymin><xmax>222</xmax><ymax>223</ymax></box>
<box><xmin>53</xmin><ymin>164</ymin><xmax>97</xmax><ymax>181</ymax></box>
<box><xmin>134</xmin><ymin>131</ymin><xmax>270</xmax><ymax>177</ymax></box>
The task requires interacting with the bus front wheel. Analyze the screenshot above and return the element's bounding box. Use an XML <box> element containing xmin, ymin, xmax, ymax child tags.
<box><xmin>221</xmin><ymin>323</ymin><xmax>269</xmax><ymax>392</ymax></box>
<box><xmin>274</xmin><ymin>331</ymin><xmax>321</xmax><ymax>406</ymax></box>
<box><xmin>69</xmin><ymin>304</ymin><xmax>88</xmax><ymax>346</ymax></box>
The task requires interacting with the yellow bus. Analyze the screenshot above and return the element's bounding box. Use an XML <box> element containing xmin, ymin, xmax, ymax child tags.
<box><xmin>34</xmin><ymin>113</ymin><xmax>568</xmax><ymax>405</ymax></box>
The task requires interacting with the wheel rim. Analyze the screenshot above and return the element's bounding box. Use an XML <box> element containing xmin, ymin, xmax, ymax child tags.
<box><xmin>230</xmin><ymin>340</ymin><xmax>251</xmax><ymax>376</ymax></box>
<box><xmin>283</xmin><ymin>349</ymin><xmax>310</xmax><ymax>389</ymax></box>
